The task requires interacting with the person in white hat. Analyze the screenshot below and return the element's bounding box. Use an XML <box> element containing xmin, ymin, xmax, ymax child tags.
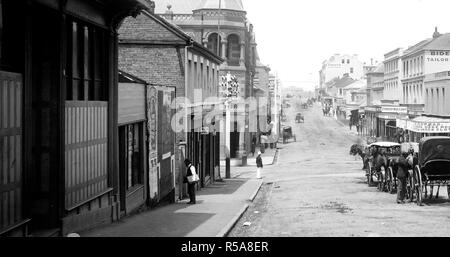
<box><xmin>256</xmin><ymin>151</ymin><xmax>263</xmax><ymax>179</ymax></box>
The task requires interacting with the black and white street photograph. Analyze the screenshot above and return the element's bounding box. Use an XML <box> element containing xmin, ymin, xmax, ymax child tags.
<box><xmin>3</xmin><ymin>0</ymin><xmax>450</xmax><ymax>249</ymax></box>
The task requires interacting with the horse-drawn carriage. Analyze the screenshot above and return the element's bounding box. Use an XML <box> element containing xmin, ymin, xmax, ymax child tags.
<box><xmin>365</xmin><ymin>142</ymin><xmax>401</xmax><ymax>191</ymax></box>
<box><xmin>412</xmin><ymin>137</ymin><xmax>450</xmax><ymax>205</ymax></box>
<box><xmin>383</xmin><ymin>142</ymin><xmax>418</xmax><ymax>197</ymax></box>
<box><xmin>282</xmin><ymin>126</ymin><xmax>296</xmax><ymax>144</ymax></box>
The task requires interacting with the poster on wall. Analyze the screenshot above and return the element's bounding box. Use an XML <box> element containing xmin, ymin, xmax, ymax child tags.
<box><xmin>147</xmin><ymin>86</ymin><xmax>158</xmax><ymax>200</ymax></box>
<box><xmin>148</xmin><ymin>86</ymin><xmax>158</xmax><ymax>158</ymax></box>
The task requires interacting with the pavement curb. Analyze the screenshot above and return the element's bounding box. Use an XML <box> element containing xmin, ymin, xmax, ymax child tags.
<box><xmin>272</xmin><ymin>148</ymin><xmax>280</xmax><ymax>165</ymax></box>
<box><xmin>216</xmin><ymin>203</ymin><xmax>249</xmax><ymax>237</ymax></box>
<box><xmin>248</xmin><ymin>179</ymin><xmax>264</xmax><ymax>202</ymax></box>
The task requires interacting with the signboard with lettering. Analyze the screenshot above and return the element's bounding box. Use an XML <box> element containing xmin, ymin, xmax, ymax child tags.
<box><xmin>365</xmin><ymin>106</ymin><xmax>380</xmax><ymax>112</ymax></box>
<box><xmin>425</xmin><ymin>50</ymin><xmax>450</xmax><ymax>74</ymax></box>
<box><xmin>406</xmin><ymin>121</ymin><xmax>450</xmax><ymax>133</ymax></box>
<box><xmin>381</xmin><ymin>106</ymin><xmax>407</xmax><ymax>114</ymax></box>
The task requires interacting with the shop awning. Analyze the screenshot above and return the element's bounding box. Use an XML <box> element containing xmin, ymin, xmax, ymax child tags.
<box><xmin>399</xmin><ymin>116</ymin><xmax>450</xmax><ymax>133</ymax></box>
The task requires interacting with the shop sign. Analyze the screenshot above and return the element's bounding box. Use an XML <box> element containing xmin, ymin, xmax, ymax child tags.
<box><xmin>407</xmin><ymin>121</ymin><xmax>450</xmax><ymax>133</ymax></box>
<box><xmin>377</xmin><ymin>113</ymin><xmax>398</xmax><ymax>120</ymax></box>
<box><xmin>381</xmin><ymin>106</ymin><xmax>407</xmax><ymax>114</ymax></box>
<box><xmin>365</xmin><ymin>106</ymin><xmax>380</xmax><ymax>112</ymax></box>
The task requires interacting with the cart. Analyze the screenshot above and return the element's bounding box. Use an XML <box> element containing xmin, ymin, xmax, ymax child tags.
<box><xmin>282</xmin><ymin>126</ymin><xmax>296</xmax><ymax>144</ymax></box>
<box><xmin>412</xmin><ymin>137</ymin><xmax>450</xmax><ymax>205</ymax></box>
<box><xmin>366</xmin><ymin>142</ymin><xmax>401</xmax><ymax>190</ymax></box>
<box><xmin>385</xmin><ymin>143</ymin><xmax>418</xmax><ymax>198</ymax></box>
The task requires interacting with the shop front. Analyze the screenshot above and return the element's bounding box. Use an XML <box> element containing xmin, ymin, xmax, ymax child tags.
<box><xmin>397</xmin><ymin>116</ymin><xmax>450</xmax><ymax>143</ymax></box>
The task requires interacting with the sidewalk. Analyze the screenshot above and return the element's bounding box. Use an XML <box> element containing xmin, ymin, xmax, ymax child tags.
<box><xmin>80</xmin><ymin>177</ymin><xmax>263</xmax><ymax>237</ymax></box>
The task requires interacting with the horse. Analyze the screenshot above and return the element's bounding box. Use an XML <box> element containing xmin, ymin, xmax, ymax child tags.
<box><xmin>350</xmin><ymin>144</ymin><xmax>369</xmax><ymax>169</ymax></box>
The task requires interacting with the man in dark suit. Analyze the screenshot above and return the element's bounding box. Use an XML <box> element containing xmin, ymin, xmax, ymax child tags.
<box><xmin>396</xmin><ymin>152</ymin><xmax>409</xmax><ymax>204</ymax></box>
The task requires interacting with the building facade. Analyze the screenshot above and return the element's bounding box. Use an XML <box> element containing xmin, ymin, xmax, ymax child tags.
<box><xmin>0</xmin><ymin>0</ymin><xmax>147</xmax><ymax>237</ymax></box>
<box><xmin>319</xmin><ymin>54</ymin><xmax>364</xmax><ymax>90</ymax></box>
<box><xmin>118</xmin><ymin>6</ymin><xmax>223</xmax><ymax>206</ymax></box>
<box><xmin>383</xmin><ymin>48</ymin><xmax>403</xmax><ymax>103</ymax></box>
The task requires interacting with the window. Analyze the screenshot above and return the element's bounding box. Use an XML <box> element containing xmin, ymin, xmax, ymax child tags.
<box><xmin>66</xmin><ymin>19</ymin><xmax>107</xmax><ymax>101</ymax></box>
<box><xmin>226</xmin><ymin>34</ymin><xmax>240</xmax><ymax>66</ymax></box>
<box><xmin>350</xmin><ymin>67</ymin><xmax>354</xmax><ymax>73</ymax></box>
<box><xmin>347</xmin><ymin>59</ymin><xmax>350</xmax><ymax>64</ymax></box>
<box><xmin>207</xmin><ymin>33</ymin><xmax>222</xmax><ymax>56</ymax></box>
<box><xmin>443</xmin><ymin>88</ymin><xmax>446</xmax><ymax>114</ymax></box>
<box><xmin>342</xmin><ymin>59</ymin><xmax>345</xmax><ymax>64</ymax></box>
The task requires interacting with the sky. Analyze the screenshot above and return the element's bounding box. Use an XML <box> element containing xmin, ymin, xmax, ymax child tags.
<box><xmin>243</xmin><ymin>0</ymin><xmax>450</xmax><ymax>91</ymax></box>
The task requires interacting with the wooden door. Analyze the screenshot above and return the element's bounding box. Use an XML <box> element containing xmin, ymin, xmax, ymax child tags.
<box><xmin>0</xmin><ymin>71</ymin><xmax>23</xmax><ymax>232</ymax></box>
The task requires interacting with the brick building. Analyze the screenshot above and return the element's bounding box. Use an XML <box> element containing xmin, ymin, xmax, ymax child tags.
<box><xmin>118</xmin><ymin>5</ymin><xmax>223</xmax><ymax>205</ymax></box>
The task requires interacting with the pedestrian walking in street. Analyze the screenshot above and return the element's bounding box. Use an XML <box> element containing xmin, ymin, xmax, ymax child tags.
<box><xmin>184</xmin><ymin>159</ymin><xmax>199</xmax><ymax>204</ymax></box>
<box><xmin>396</xmin><ymin>152</ymin><xmax>409</xmax><ymax>204</ymax></box>
<box><xmin>256</xmin><ymin>151</ymin><xmax>263</xmax><ymax>179</ymax></box>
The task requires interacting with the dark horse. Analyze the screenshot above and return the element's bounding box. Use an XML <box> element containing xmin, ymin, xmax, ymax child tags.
<box><xmin>350</xmin><ymin>144</ymin><xmax>369</xmax><ymax>170</ymax></box>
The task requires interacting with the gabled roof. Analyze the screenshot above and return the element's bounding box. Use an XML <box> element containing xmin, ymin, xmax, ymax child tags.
<box><xmin>120</xmin><ymin>9</ymin><xmax>223</xmax><ymax>64</ymax></box>
<box><xmin>403</xmin><ymin>33</ymin><xmax>450</xmax><ymax>57</ymax></box>
<box><xmin>344</xmin><ymin>80</ymin><xmax>366</xmax><ymax>90</ymax></box>
<box><xmin>331</xmin><ymin>75</ymin><xmax>356</xmax><ymax>88</ymax></box>
<box><xmin>372</xmin><ymin>63</ymin><xmax>384</xmax><ymax>73</ymax></box>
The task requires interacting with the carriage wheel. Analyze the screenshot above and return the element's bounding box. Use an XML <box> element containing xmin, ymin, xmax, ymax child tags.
<box><xmin>414</xmin><ymin>165</ymin><xmax>423</xmax><ymax>206</ymax></box>
<box><xmin>407</xmin><ymin>171</ymin><xmax>414</xmax><ymax>202</ymax></box>
<box><xmin>387</xmin><ymin>167</ymin><xmax>395</xmax><ymax>194</ymax></box>
<box><xmin>377</xmin><ymin>167</ymin><xmax>385</xmax><ymax>191</ymax></box>
<box><xmin>366</xmin><ymin>163</ymin><xmax>372</xmax><ymax>186</ymax></box>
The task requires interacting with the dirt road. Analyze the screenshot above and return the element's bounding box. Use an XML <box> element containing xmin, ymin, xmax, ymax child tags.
<box><xmin>229</xmin><ymin>102</ymin><xmax>450</xmax><ymax>237</ymax></box>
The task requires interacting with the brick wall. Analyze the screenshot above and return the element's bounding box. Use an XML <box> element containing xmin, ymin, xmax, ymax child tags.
<box><xmin>119</xmin><ymin>14</ymin><xmax>182</xmax><ymax>42</ymax></box>
<box><xmin>119</xmin><ymin>46</ymin><xmax>185</xmax><ymax>97</ymax></box>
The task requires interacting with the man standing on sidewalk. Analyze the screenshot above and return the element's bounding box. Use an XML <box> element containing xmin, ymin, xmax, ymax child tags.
<box><xmin>184</xmin><ymin>159</ymin><xmax>199</xmax><ymax>204</ymax></box>
<box><xmin>256</xmin><ymin>151</ymin><xmax>263</xmax><ymax>179</ymax></box>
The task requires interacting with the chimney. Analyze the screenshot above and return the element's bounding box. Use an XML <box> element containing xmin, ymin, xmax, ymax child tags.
<box><xmin>165</xmin><ymin>4</ymin><xmax>174</xmax><ymax>19</ymax></box>
<box><xmin>433</xmin><ymin>26</ymin><xmax>441</xmax><ymax>38</ymax></box>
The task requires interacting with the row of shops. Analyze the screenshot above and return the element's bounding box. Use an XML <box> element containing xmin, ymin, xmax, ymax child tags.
<box><xmin>358</xmin><ymin>104</ymin><xmax>450</xmax><ymax>144</ymax></box>
<box><xmin>0</xmin><ymin>0</ymin><xmax>224</xmax><ymax>237</ymax></box>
